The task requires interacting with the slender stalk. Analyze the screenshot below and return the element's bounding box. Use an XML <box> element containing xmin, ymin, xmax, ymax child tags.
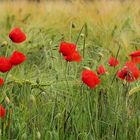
<box><xmin>75</xmin><ymin>23</ymin><xmax>86</xmax><ymax>45</ymax></box>
<box><xmin>111</xmin><ymin>43</ymin><xmax>121</xmax><ymax>85</ymax></box>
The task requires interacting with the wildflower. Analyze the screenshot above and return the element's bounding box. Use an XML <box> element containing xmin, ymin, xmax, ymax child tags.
<box><xmin>0</xmin><ymin>104</ymin><xmax>6</xmax><ymax>118</ymax></box>
<box><xmin>59</xmin><ymin>42</ymin><xmax>76</xmax><ymax>56</ymax></box>
<box><xmin>117</xmin><ymin>61</ymin><xmax>139</xmax><ymax>82</ymax></box>
<box><xmin>129</xmin><ymin>50</ymin><xmax>140</xmax><ymax>63</ymax></box>
<box><xmin>129</xmin><ymin>50</ymin><xmax>140</xmax><ymax>57</ymax></box>
<box><xmin>9</xmin><ymin>51</ymin><xmax>26</xmax><ymax>66</ymax></box>
<box><xmin>0</xmin><ymin>78</ymin><xmax>4</xmax><ymax>86</ymax></box>
<box><xmin>97</xmin><ymin>65</ymin><xmax>106</xmax><ymax>75</ymax></box>
<box><xmin>108</xmin><ymin>56</ymin><xmax>119</xmax><ymax>67</ymax></box>
<box><xmin>117</xmin><ymin>67</ymin><xmax>128</xmax><ymax>80</ymax></box>
<box><xmin>64</xmin><ymin>51</ymin><xmax>81</xmax><ymax>62</ymax></box>
<box><xmin>0</xmin><ymin>57</ymin><xmax>12</xmax><ymax>73</ymax></box>
<box><xmin>131</xmin><ymin>57</ymin><xmax>140</xmax><ymax>64</ymax></box>
<box><xmin>59</xmin><ymin>42</ymin><xmax>82</xmax><ymax>62</ymax></box>
<box><xmin>82</xmin><ymin>69</ymin><xmax>100</xmax><ymax>89</ymax></box>
<box><xmin>9</xmin><ymin>27</ymin><xmax>26</xmax><ymax>43</ymax></box>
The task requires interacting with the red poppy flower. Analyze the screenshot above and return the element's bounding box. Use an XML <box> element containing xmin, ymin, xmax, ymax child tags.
<box><xmin>9</xmin><ymin>51</ymin><xmax>26</xmax><ymax>66</ymax></box>
<box><xmin>9</xmin><ymin>27</ymin><xmax>26</xmax><ymax>43</ymax></box>
<box><xmin>0</xmin><ymin>104</ymin><xmax>6</xmax><ymax>118</ymax></box>
<box><xmin>0</xmin><ymin>57</ymin><xmax>12</xmax><ymax>73</ymax></box>
<box><xmin>82</xmin><ymin>69</ymin><xmax>100</xmax><ymax>89</ymax></box>
<box><xmin>131</xmin><ymin>57</ymin><xmax>140</xmax><ymax>64</ymax></box>
<box><xmin>0</xmin><ymin>78</ymin><xmax>4</xmax><ymax>86</ymax></box>
<box><xmin>64</xmin><ymin>51</ymin><xmax>81</xmax><ymax>62</ymax></box>
<box><xmin>129</xmin><ymin>50</ymin><xmax>140</xmax><ymax>57</ymax></box>
<box><xmin>108</xmin><ymin>56</ymin><xmax>119</xmax><ymax>67</ymax></box>
<box><xmin>117</xmin><ymin>61</ymin><xmax>139</xmax><ymax>82</ymax></box>
<box><xmin>117</xmin><ymin>67</ymin><xmax>128</xmax><ymax>80</ymax></box>
<box><xmin>59</xmin><ymin>42</ymin><xmax>76</xmax><ymax>56</ymax></box>
<box><xmin>129</xmin><ymin>50</ymin><xmax>140</xmax><ymax>64</ymax></box>
<box><xmin>97</xmin><ymin>65</ymin><xmax>106</xmax><ymax>75</ymax></box>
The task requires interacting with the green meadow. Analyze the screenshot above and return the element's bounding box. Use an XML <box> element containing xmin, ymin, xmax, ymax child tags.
<box><xmin>0</xmin><ymin>0</ymin><xmax>140</xmax><ymax>139</ymax></box>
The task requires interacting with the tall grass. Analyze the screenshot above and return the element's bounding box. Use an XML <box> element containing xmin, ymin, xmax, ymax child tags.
<box><xmin>0</xmin><ymin>0</ymin><xmax>140</xmax><ymax>139</ymax></box>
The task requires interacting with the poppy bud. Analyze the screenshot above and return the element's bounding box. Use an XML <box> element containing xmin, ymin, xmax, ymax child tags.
<box><xmin>1</xmin><ymin>41</ymin><xmax>8</xmax><ymax>47</ymax></box>
<box><xmin>29</xmin><ymin>95</ymin><xmax>36</xmax><ymax>104</ymax></box>
<box><xmin>21</xmin><ymin>133</ymin><xmax>27</xmax><ymax>139</ymax></box>
<box><xmin>36</xmin><ymin>131</ymin><xmax>41</xmax><ymax>139</ymax></box>
<box><xmin>80</xmin><ymin>33</ymin><xmax>85</xmax><ymax>38</ymax></box>
<box><xmin>5</xmin><ymin>96</ymin><xmax>10</xmax><ymax>105</ymax></box>
<box><xmin>98</xmin><ymin>52</ymin><xmax>104</xmax><ymax>58</ymax></box>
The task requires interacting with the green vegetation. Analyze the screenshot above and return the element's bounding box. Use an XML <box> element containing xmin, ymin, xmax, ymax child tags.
<box><xmin>0</xmin><ymin>0</ymin><xmax>140</xmax><ymax>139</ymax></box>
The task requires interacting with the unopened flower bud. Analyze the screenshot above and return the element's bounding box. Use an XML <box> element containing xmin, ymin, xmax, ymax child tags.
<box><xmin>36</xmin><ymin>131</ymin><xmax>41</xmax><ymax>139</ymax></box>
<box><xmin>29</xmin><ymin>95</ymin><xmax>36</xmax><ymax>104</ymax></box>
<box><xmin>1</xmin><ymin>41</ymin><xmax>8</xmax><ymax>47</ymax></box>
<box><xmin>82</xmin><ymin>66</ymin><xmax>90</xmax><ymax>70</ymax></box>
<box><xmin>21</xmin><ymin>133</ymin><xmax>27</xmax><ymax>139</ymax></box>
<box><xmin>5</xmin><ymin>96</ymin><xmax>10</xmax><ymax>104</ymax></box>
<box><xmin>80</xmin><ymin>33</ymin><xmax>85</xmax><ymax>37</ymax></box>
<box><xmin>98</xmin><ymin>52</ymin><xmax>104</xmax><ymax>58</ymax></box>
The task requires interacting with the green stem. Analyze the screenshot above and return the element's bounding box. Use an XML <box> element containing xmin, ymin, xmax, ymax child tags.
<box><xmin>75</xmin><ymin>23</ymin><xmax>86</xmax><ymax>45</ymax></box>
<box><xmin>111</xmin><ymin>43</ymin><xmax>121</xmax><ymax>85</ymax></box>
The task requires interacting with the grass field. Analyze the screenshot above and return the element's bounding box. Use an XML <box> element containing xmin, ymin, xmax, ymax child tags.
<box><xmin>0</xmin><ymin>0</ymin><xmax>140</xmax><ymax>139</ymax></box>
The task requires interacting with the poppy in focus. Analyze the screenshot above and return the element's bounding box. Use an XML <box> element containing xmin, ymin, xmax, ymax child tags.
<box><xmin>0</xmin><ymin>57</ymin><xmax>12</xmax><ymax>73</ymax></box>
<box><xmin>0</xmin><ymin>104</ymin><xmax>6</xmax><ymax>118</ymax></box>
<box><xmin>64</xmin><ymin>51</ymin><xmax>81</xmax><ymax>62</ymax></box>
<box><xmin>9</xmin><ymin>27</ymin><xmax>26</xmax><ymax>43</ymax></box>
<box><xmin>108</xmin><ymin>56</ymin><xmax>119</xmax><ymax>67</ymax></box>
<box><xmin>9</xmin><ymin>51</ymin><xmax>26</xmax><ymax>66</ymax></box>
<box><xmin>82</xmin><ymin>69</ymin><xmax>100</xmax><ymax>89</ymax></box>
<box><xmin>59</xmin><ymin>42</ymin><xmax>76</xmax><ymax>56</ymax></box>
<box><xmin>97</xmin><ymin>65</ymin><xmax>106</xmax><ymax>75</ymax></box>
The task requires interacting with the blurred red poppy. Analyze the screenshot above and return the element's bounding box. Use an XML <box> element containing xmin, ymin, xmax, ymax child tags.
<box><xmin>0</xmin><ymin>104</ymin><xmax>6</xmax><ymax>118</ymax></box>
<box><xmin>97</xmin><ymin>65</ymin><xmax>106</xmax><ymax>75</ymax></box>
<box><xmin>0</xmin><ymin>78</ymin><xmax>4</xmax><ymax>86</ymax></box>
<box><xmin>117</xmin><ymin>67</ymin><xmax>128</xmax><ymax>80</ymax></box>
<box><xmin>129</xmin><ymin>50</ymin><xmax>140</xmax><ymax>64</ymax></box>
<box><xmin>82</xmin><ymin>69</ymin><xmax>100</xmax><ymax>89</ymax></box>
<box><xmin>130</xmin><ymin>50</ymin><xmax>140</xmax><ymax>57</ymax></box>
<box><xmin>108</xmin><ymin>56</ymin><xmax>119</xmax><ymax>67</ymax></box>
<box><xmin>64</xmin><ymin>51</ymin><xmax>81</xmax><ymax>62</ymax></box>
<box><xmin>59</xmin><ymin>42</ymin><xmax>76</xmax><ymax>56</ymax></box>
<box><xmin>9</xmin><ymin>51</ymin><xmax>26</xmax><ymax>66</ymax></box>
<box><xmin>131</xmin><ymin>57</ymin><xmax>140</xmax><ymax>64</ymax></box>
<box><xmin>117</xmin><ymin>61</ymin><xmax>139</xmax><ymax>82</ymax></box>
<box><xmin>0</xmin><ymin>57</ymin><xmax>12</xmax><ymax>73</ymax></box>
<box><xmin>9</xmin><ymin>27</ymin><xmax>26</xmax><ymax>43</ymax></box>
